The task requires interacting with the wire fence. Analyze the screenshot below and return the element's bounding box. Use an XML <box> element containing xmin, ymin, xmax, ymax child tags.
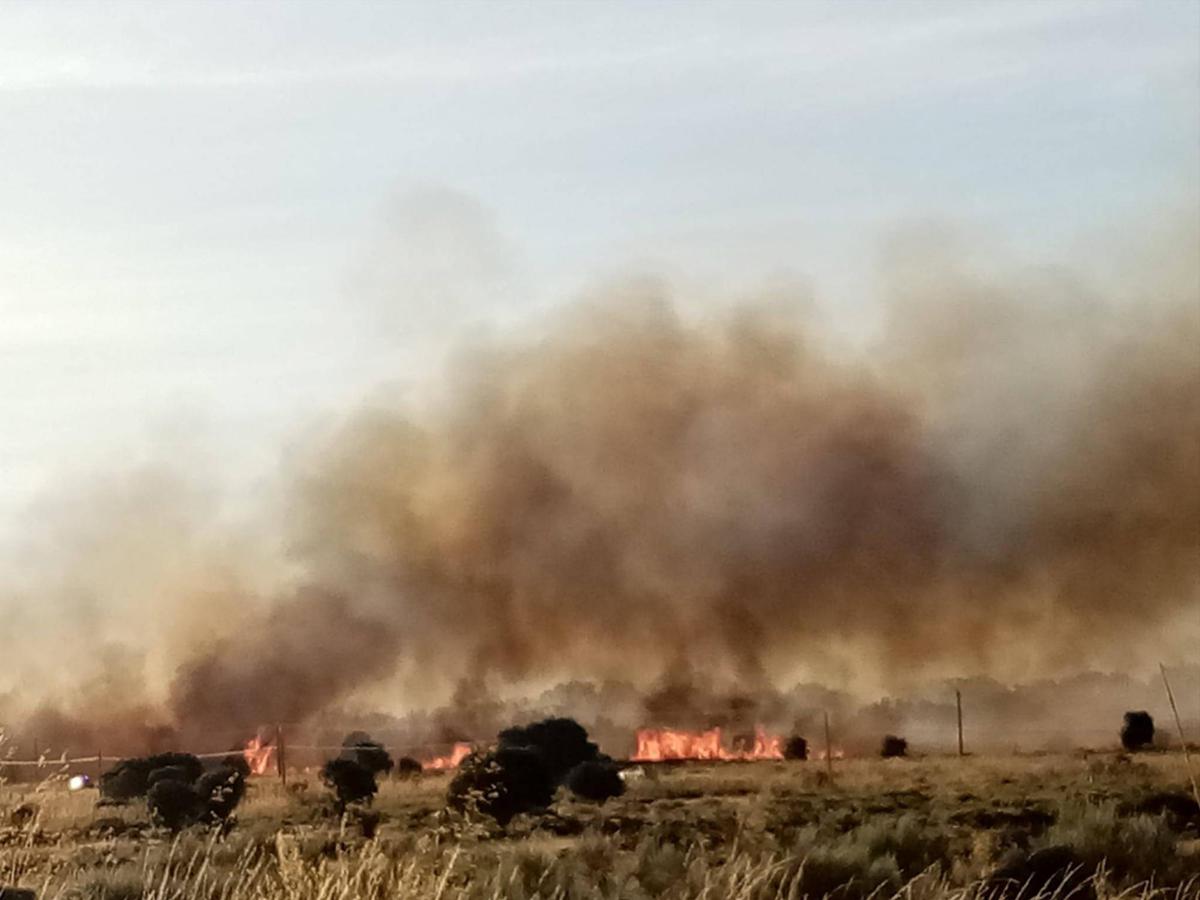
<box><xmin>2</xmin><ymin>730</ymin><xmax>1195</xmax><ymax>778</ymax></box>
<box><xmin>3</xmin><ymin>690</ymin><xmax>1196</xmax><ymax>780</ymax></box>
<box><xmin>0</xmin><ymin>740</ymin><xmax>480</xmax><ymax>779</ymax></box>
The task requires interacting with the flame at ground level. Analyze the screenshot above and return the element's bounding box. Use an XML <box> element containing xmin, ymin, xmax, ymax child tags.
<box><xmin>243</xmin><ymin>735</ymin><xmax>275</xmax><ymax>775</ymax></box>
<box><xmin>633</xmin><ymin>725</ymin><xmax>783</xmax><ymax>761</ymax></box>
<box><xmin>238</xmin><ymin>729</ymin><xmax>839</xmax><ymax>774</ymax></box>
<box><xmin>422</xmin><ymin>741</ymin><xmax>473</xmax><ymax>770</ymax></box>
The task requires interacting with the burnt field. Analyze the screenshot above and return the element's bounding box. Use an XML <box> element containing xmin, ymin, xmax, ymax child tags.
<box><xmin>2</xmin><ymin>752</ymin><xmax>1198</xmax><ymax>899</ymax></box>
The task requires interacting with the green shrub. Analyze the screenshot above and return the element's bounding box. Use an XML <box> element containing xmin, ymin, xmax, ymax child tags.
<box><xmin>850</xmin><ymin>813</ymin><xmax>951</xmax><ymax>877</ymax></box>
<box><xmin>1042</xmin><ymin>800</ymin><xmax>1183</xmax><ymax>884</ymax></box>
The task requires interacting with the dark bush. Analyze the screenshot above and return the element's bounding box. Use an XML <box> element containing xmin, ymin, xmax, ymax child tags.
<box><xmin>784</xmin><ymin>735</ymin><xmax>808</xmax><ymax>760</ymax></box>
<box><xmin>145</xmin><ymin>753</ymin><xmax>204</xmax><ymax>782</ymax></box>
<box><xmin>1120</xmin><ymin>711</ymin><xmax>1154</xmax><ymax>751</ymax></box>
<box><xmin>498</xmin><ymin>717</ymin><xmax>598</xmax><ymax>782</ymax></box>
<box><xmin>195</xmin><ymin>766</ymin><xmax>247</xmax><ymax>821</ymax></box>
<box><xmin>396</xmin><ymin>756</ymin><xmax>423</xmax><ymax>779</ymax></box>
<box><xmin>352</xmin><ymin>808</ymin><xmax>381</xmax><ymax>839</ymax></box>
<box><xmin>146</xmin><ymin>779</ymin><xmax>205</xmax><ymax>832</ymax></box>
<box><xmin>321</xmin><ymin>758</ymin><xmax>378</xmax><ymax>811</ymax></box>
<box><xmin>1130</xmin><ymin>791</ymin><xmax>1199</xmax><ymax>831</ymax></box>
<box><xmin>341</xmin><ymin>730</ymin><xmax>372</xmax><ymax>748</ymax></box>
<box><xmin>147</xmin><ymin>765</ymin><xmax>194</xmax><ymax>788</ymax></box>
<box><xmin>100</xmin><ymin>759</ymin><xmax>149</xmax><ymax>802</ymax></box>
<box><xmin>9</xmin><ymin>804</ymin><xmax>35</xmax><ymax>828</ymax></box>
<box><xmin>341</xmin><ymin>733</ymin><xmax>394</xmax><ymax>775</ymax></box>
<box><xmin>100</xmin><ymin>752</ymin><xmax>204</xmax><ymax>802</ymax></box>
<box><xmin>565</xmin><ymin>759</ymin><xmax>625</xmax><ymax>803</ymax></box>
<box><xmin>986</xmin><ymin>845</ymin><xmax>1095</xmax><ymax>899</ymax></box>
<box><xmin>220</xmin><ymin>752</ymin><xmax>252</xmax><ymax>779</ymax></box>
<box><xmin>447</xmin><ymin>746</ymin><xmax>555</xmax><ymax>826</ymax></box>
<box><xmin>881</xmin><ymin>735</ymin><xmax>908</xmax><ymax>758</ymax></box>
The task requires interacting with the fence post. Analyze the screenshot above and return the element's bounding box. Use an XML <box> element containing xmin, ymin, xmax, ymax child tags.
<box><xmin>1160</xmin><ymin>664</ymin><xmax>1199</xmax><ymax>811</ymax></box>
<box><xmin>823</xmin><ymin>711</ymin><xmax>833</xmax><ymax>778</ymax></box>
<box><xmin>956</xmin><ymin>690</ymin><xmax>965</xmax><ymax>756</ymax></box>
<box><xmin>276</xmin><ymin>724</ymin><xmax>287</xmax><ymax>787</ymax></box>
<box><xmin>97</xmin><ymin>749</ymin><xmax>103</xmax><ymax>784</ymax></box>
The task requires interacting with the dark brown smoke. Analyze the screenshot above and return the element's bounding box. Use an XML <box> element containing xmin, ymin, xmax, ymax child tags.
<box><xmin>282</xmin><ymin>293</ymin><xmax>956</xmax><ymax>698</ymax></box>
<box><xmin>2</xmin><ymin>222</ymin><xmax>1198</xmax><ymax>753</ymax></box>
<box><xmin>167</xmin><ymin>588</ymin><xmax>399</xmax><ymax>746</ymax></box>
<box><xmin>263</xmin><ymin>270</ymin><xmax>1196</xmax><ymax>711</ymax></box>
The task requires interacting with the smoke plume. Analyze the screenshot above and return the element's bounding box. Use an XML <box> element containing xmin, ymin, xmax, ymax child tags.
<box><xmin>1</xmin><ymin>218</ymin><xmax>1197</xmax><ymax>753</ymax></box>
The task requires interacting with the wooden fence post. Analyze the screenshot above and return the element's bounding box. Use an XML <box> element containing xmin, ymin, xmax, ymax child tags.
<box><xmin>1160</xmin><ymin>664</ymin><xmax>1199</xmax><ymax>811</ymax></box>
<box><xmin>823</xmin><ymin>711</ymin><xmax>833</xmax><ymax>778</ymax></box>
<box><xmin>276</xmin><ymin>724</ymin><xmax>287</xmax><ymax>787</ymax></box>
<box><xmin>956</xmin><ymin>690</ymin><xmax>965</xmax><ymax>756</ymax></box>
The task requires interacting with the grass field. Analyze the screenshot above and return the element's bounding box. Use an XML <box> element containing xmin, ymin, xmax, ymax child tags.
<box><xmin>2</xmin><ymin>752</ymin><xmax>1198</xmax><ymax>899</ymax></box>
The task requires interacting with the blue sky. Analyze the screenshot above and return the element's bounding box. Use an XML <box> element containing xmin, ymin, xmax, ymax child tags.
<box><xmin>0</xmin><ymin>0</ymin><xmax>1197</xmax><ymax>524</ymax></box>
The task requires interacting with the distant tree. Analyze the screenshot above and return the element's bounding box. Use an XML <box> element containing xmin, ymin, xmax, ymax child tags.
<box><xmin>880</xmin><ymin>735</ymin><xmax>908</xmax><ymax>758</ymax></box>
<box><xmin>784</xmin><ymin>736</ymin><xmax>808</xmax><ymax>761</ymax></box>
<box><xmin>1120</xmin><ymin>711</ymin><xmax>1154</xmax><ymax>751</ymax></box>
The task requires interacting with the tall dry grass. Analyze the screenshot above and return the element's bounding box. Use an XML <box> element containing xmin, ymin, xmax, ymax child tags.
<box><xmin>2</xmin><ymin>753</ymin><xmax>1197</xmax><ymax>899</ymax></box>
<box><xmin>21</xmin><ymin>835</ymin><xmax>1200</xmax><ymax>900</ymax></box>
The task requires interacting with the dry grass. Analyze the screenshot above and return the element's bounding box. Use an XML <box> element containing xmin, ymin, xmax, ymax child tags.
<box><xmin>2</xmin><ymin>752</ymin><xmax>1198</xmax><ymax>899</ymax></box>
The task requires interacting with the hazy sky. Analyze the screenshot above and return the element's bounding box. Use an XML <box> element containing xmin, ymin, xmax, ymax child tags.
<box><xmin>1</xmin><ymin>0</ymin><xmax>1197</xmax><ymax>525</ymax></box>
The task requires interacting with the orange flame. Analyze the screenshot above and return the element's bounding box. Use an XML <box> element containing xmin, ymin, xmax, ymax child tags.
<box><xmin>243</xmin><ymin>735</ymin><xmax>275</xmax><ymax>776</ymax></box>
<box><xmin>422</xmin><ymin>741</ymin><xmax>473</xmax><ymax>770</ymax></box>
<box><xmin>632</xmin><ymin>725</ymin><xmax>784</xmax><ymax>762</ymax></box>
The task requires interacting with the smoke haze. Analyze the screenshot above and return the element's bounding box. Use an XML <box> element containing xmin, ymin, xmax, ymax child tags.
<box><xmin>1</xmin><ymin>217</ymin><xmax>1197</xmax><ymax>755</ymax></box>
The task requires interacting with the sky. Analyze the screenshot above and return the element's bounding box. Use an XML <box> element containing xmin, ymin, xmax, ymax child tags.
<box><xmin>0</xmin><ymin>0</ymin><xmax>1197</xmax><ymax>529</ymax></box>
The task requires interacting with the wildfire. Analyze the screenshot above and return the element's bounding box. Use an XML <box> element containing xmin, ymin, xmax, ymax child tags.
<box><xmin>633</xmin><ymin>725</ymin><xmax>784</xmax><ymax>762</ymax></box>
<box><xmin>243</xmin><ymin>734</ymin><xmax>276</xmax><ymax>776</ymax></box>
<box><xmin>422</xmin><ymin>741</ymin><xmax>473</xmax><ymax>770</ymax></box>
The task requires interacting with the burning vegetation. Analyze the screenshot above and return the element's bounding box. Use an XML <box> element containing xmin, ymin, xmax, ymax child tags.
<box><xmin>0</xmin><ymin>222</ymin><xmax>1197</xmax><ymax>764</ymax></box>
<box><xmin>633</xmin><ymin>726</ymin><xmax>782</xmax><ymax>762</ymax></box>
